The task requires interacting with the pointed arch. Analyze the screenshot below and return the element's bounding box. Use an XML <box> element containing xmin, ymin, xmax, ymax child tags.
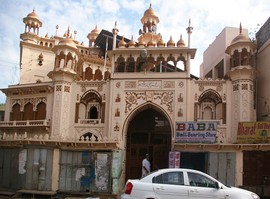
<box><xmin>198</xmin><ymin>89</ymin><xmax>222</xmax><ymax>105</ymax></box>
<box><xmin>122</xmin><ymin>101</ymin><xmax>173</xmax><ymax>142</ymax></box>
<box><xmin>123</xmin><ymin>102</ymin><xmax>173</xmax><ymax>180</ymax></box>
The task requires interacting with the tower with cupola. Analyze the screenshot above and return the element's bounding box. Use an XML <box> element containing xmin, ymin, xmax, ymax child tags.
<box><xmin>226</xmin><ymin>24</ymin><xmax>256</xmax><ymax>141</ymax></box>
<box><xmin>20</xmin><ymin>9</ymin><xmax>42</xmax><ymax>44</ymax></box>
<box><xmin>48</xmin><ymin>28</ymin><xmax>80</xmax><ymax>140</ymax></box>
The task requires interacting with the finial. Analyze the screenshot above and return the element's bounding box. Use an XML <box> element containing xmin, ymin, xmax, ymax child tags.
<box><xmin>66</xmin><ymin>26</ymin><xmax>70</xmax><ymax>38</ymax></box>
<box><xmin>74</xmin><ymin>30</ymin><xmax>77</xmax><ymax>39</ymax></box>
<box><xmin>186</xmin><ymin>19</ymin><xmax>193</xmax><ymax>34</ymax></box>
<box><xmin>150</xmin><ymin>3</ymin><xmax>152</xmax><ymax>8</ymax></box>
<box><xmin>115</xmin><ymin>21</ymin><xmax>117</xmax><ymax>28</ymax></box>
<box><xmin>55</xmin><ymin>25</ymin><xmax>59</xmax><ymax>36</ymax></box>
<box><xmin>240</xmin><ymin>22</ymin><xmax>242</xmax><ymax>34</ymax></box>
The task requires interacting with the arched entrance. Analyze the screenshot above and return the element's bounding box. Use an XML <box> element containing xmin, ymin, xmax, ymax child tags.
<box><xmin>125</xmin><ymin>105</ymin><xmax>172</xmax><ymax>180</ymax></box>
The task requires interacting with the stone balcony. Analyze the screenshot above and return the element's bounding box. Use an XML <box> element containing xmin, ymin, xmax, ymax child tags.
<box><xmin>0</xmin><ymin>120</ymin><xmax>50</xmax><ymax>127</ymax></box>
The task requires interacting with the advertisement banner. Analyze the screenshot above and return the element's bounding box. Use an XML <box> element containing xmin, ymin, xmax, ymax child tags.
<box><xmin>169</xmin><ymin>151</ymin><xmax>181</xmax><ymax>168</ymax></box>
<box><xmin>237</xmin><ymin>121</ymin><xmax>270</xmax><ymax>143</ymax></box>
<box><xmin>175</xmin><ymin>121</ymin><xmax>217</xmax><ymax>143</ymax></box>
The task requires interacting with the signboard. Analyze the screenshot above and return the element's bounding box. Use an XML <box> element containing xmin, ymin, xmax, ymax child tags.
<box><xmin>169</xmin><ymin>151</ymin><xmax>181</xmax><ymax>168</ymax></box>
<box><xmin>175</xmin><ymin>122</ymin><xmax>217</xmax><ymax>143</ymax></box>
<box><xmin>237</xmin><ymin>121</ymin><xmax>270</xmax><ymax>143</ymax></box>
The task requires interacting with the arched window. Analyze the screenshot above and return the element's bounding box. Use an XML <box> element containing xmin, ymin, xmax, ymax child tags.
<box><xmin>232</xmin><ymin>50</ymin><xmax>240</xmax><ymax>67</ymax></box>
<box><xmin>36</xmin><ymin>102</ymin><xmax>46</xmax><ymax>120</ymax></box>
<box><xmin>104</xmin><ymin>70</ymin><xmax>111</xmax><ymax>80</ymax></box>
<box><xmin>11</xmin><ymin>103</ymin><xmax>21</xmax><ymax>121</ymax></box>
<box><xmin>85</xmin><ymin>67</ymin><xmax>93</xmax><ymax>80</ymax></box>
<box><xmin>241</xmin><ymin>48</ymin><xmax>249</xmax><ymax>65</ymax></box>
<box><xmin>116</xmin><ymin>56</ymin><xmax>125</xmax><ymax>72</ymax></box>
<box><xmin>23</xmin><ymin>102</ymin><xmax>34</xmax><ymax>120</ymax></box>
<box><xmin>94</xmin><ymin>69</ymin><xmax>103</xmax><ymax>80</ymax></box>
<box><xmin>127</xmin><ymin>57</ymin><xmax>135</xmax><ymax>72</ymax></box>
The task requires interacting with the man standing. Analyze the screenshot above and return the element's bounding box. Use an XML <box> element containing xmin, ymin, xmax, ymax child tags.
<box><xmin>141</xmin><ymin>154</ymin><xmax>151</xmax><ymax>178</ymax></box>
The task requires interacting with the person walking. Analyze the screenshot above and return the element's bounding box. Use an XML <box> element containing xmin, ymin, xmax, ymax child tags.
<box><xmin>141</xmin><ymin>153</ymin><xmax>151</xmax><ymax>178</ymax></box>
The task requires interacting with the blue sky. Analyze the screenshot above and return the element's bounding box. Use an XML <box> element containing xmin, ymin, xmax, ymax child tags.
<box><xmin>0</xmin><ymin>0</ymin><xmax>269</xmax><ymax>103</ymax></box>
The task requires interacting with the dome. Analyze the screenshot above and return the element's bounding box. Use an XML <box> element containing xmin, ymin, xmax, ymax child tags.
<box><xmin>58</xmin><ymin>37</ymin><xmax>77</xmax><ymax>49</ymax></box>
<box><xmin>231</xmin><ymin>23</ymin><xmax>250</xmax><ymax>45</ymax></box>
<box><xmin>118</xmin><ymin>36</ymin><xmax>126</xmax><ymax>48</ymax></box>
<box><xmin>141</xmin><ymin>4</ymin><xmax>160</xmax><ymax>24</ymax></box>
<box><xmin>147</xmin><ymin>36</ymin><xmax>156</xmax><ymax>47</ymax></box>
<box><xmin>144</xmin><ymin>4</ymin><xmax>156</xmax><ymax>17</ymax></box>
<box><xmin>177</xmin><ymin>34</ymin><xmax>185</xmax><ymax>47</ymax></box>
<box><xmin>231</xmin><ymin>33</ymin><xmax>250</xmax><ymax>45</ymax></box>
<box><xmin>23</xmin><ymin>9</ymin><xmax>42</xmax><ymax>27</ymax></box>
<box><xmin>128</xmin><ymin>35</ymin><xmax>136</xmax><ymax>48</ymax></box>
<box><xmin>27</xmin><ymin>9</ymin><xmax>39</xmax><ymax>19</ymax></box>
<box><xmin>87</xmin><ymin>25</ymin><xmax>100</xmax><ymax>41</ymax></box>
<box><xmin>138</xmin><ymin>35</ymin><xmax>146</xmax><ymax>48</ymax></box>
<box><xmin>90</xmin><ymin>25</ymin><xmax>100</xmax><ymax>34</ymax></box>
<box><xmin>157</xmin><ymin>36</ymin><xmax>165</xmax><ymax>47</ymax></box>
<box><xmin>167</xmin><ymin>36</ymin><xmax>175</xmax><ymax>47</ymax></box>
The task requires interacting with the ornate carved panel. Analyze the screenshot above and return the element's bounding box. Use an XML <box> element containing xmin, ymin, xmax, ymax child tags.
<box><xmin>125</xmin><ymin>91</ymin><xmax>173</xmax><ymax>114</ymax></box>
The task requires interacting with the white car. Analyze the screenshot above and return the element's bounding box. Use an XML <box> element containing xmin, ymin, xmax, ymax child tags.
<box><xmin>121</xmin><ymin>168</ymin><xmax>260</xmax><ymax>199</ymax></box>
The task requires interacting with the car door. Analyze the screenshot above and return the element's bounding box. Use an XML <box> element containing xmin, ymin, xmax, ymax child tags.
<box><xmin>152</xmin><ymin>171</ymin><xmax>188</xmax><ymax>199</ymax></box>
<box><xmin>187</xmin><ymin>172</ymin><xmax>225</xmax><ymax>199</ymax></box>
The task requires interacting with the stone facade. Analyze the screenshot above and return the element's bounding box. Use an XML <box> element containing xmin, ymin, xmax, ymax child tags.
<box><xmin>0</xmin><ymin>5</ymin><xmax>269</xmax><ymax>198</ymax></box>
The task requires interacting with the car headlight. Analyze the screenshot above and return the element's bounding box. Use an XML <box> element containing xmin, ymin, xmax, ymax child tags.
<box><xmin>251</xmin><ymin>193</ymin><xmax>260</xmax><ymax>199</ymax></box>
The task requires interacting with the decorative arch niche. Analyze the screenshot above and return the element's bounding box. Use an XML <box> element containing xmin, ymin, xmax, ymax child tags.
<box><xmin>197</xmin><ymin>89</ymin><xmax>225</xmax><ymax>123</ymax></box>
<box><xmin>76</xmin><ymin>90</ymin><xmax>104</xmax><ymax>123</ymax></box>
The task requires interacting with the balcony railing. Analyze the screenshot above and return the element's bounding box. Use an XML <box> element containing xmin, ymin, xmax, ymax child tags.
<box><xmin>0</xmin><ymin>120</ymin><xmax>50</xmax><ymax>127</ymax></box>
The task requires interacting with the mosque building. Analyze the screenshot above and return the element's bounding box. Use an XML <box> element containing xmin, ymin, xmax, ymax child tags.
<box><xmin>0</xmin><ymin>4</ymin><xmax>269</xmax><ymax>198</ymax></box>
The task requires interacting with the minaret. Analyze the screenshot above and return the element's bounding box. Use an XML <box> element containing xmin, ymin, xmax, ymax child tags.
<box><xmin>225</xmin><ymin>23</ymin><xmax>257</xmax><ymax>141</ymax></box>
<box><xmin>186</xmin><ymin>19</ymin><xmax>193</xmax><ymax>48</ymax></box>
<box><xmin>186</xmin><ymin>19</ymin><xmax>193</xmax><ymax>77</ymax></box>
<box><xmin>112</xmin><ymin>21</ymin><xmax>119</xmax><ymax>50</ymax></box>
<box><xmin>48</xmin><ymin>27</ymin><xmax>80</xmax><ymax>140</ymax></box>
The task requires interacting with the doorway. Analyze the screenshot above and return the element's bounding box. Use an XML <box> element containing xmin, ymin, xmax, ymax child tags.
<box><xmin>180</xmin><ymin>152</ymin><xmax>207</xmax><ymax>172</ymax></box>
<box><xmin>125</xmin><ymin>107</ymin><xmax>172</xmax><ymax>181</ymax></box>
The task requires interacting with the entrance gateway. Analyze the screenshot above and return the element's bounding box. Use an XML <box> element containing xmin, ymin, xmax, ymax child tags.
<box><xmin>124</xmin><ymin>105</ymin><xmax>209</xmax><ymax>181</ymax></box>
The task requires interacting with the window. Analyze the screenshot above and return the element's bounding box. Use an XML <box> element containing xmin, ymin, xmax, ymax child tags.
<box><xmin>188</xmin><ymin>172</ymin><xmax>218</xmax><ymax>188</ymax></box>
<box><xmin>153</xmin><ymin>172</ymin><xmax>184</xmax><ymax>185</ymax></box>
